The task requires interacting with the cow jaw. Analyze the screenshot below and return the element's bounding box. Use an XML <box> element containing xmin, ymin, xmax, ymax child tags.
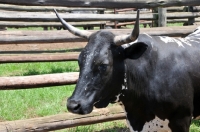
<box><xmin>67</xmin><ymin>84</ymin><xmax>113</xmax><ymax>114</ymax></box>
<box><xmin>94</xmin><ymin>96</ymin><xmax>111</xmax><ymax>108</ymax></box>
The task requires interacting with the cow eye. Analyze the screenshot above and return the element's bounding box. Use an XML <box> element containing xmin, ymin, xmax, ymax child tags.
<box><xmin>98</xmin><ymin>64</ymin><xmax>107</xmax><ymax>71</ymax></box>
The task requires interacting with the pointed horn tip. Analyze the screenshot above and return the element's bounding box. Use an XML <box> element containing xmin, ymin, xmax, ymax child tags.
<box><xmin>53</xmin><ymin>9</ymin><xmax>58</xmax><ymax>15</ymax></box>
<box><xmin>137</xmin><ymin>10</ymin><xmax>140</xmax><ymax>17</ymax></box>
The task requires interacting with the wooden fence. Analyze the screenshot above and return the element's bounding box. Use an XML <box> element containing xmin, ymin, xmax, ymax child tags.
<box><xmin>0</xmin><ymin>1</ymin><xmax>200</xmax><ymax>132</ymax></box>
<box><xmin>0</xmin><ymin>4</ymin><xmax>200</xmax><ymax>30</ymax></box>
<box><xmin>0</xmin><ymin>0</ymin><xmax>200</xmax><ymax>8</ymax></box>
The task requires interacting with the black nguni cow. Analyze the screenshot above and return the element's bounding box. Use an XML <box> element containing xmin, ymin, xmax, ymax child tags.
<box><xmin>54</xmin><ymin>9</ymin><xmax>200</xmax><ymax>132</ymax></box>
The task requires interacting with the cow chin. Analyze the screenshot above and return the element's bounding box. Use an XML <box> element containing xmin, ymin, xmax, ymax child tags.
<box><xmin>94</xmin><ymin>98</ymin><xmax>110</xmax><ymax>108</ymax></box>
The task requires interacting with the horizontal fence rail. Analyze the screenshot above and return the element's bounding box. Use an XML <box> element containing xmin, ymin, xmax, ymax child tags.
<box><xmin>0</xmin><ymin>72</ymin><xmax>79</xmax><ymax>90</ymax></box>
<box><xmin>0</xmin><ymin>21</ymin><xmax>106</xmax><ymax>28</ymax></box>
<box><xmin>0</xmin><ymin>53</ymin><xmax>79</xmax><ymax>63</ymax></box>
<box><xmin>0</xmin><ymin>0</ymin><xmax>200</xmax><ymax>8</ymax></box>
<box><xmin>1</xmin><ymin>11</ymin><xmax>200</xmax><ymax>22</ymax></box>
<box><xmin>0</xmin><ymin>5</ymin><xmax>190</xmax><ymax>13</ymax></box>
<box><xmin>0</xmin><ymin>105</ymin><xmax>125</xmax><ymax>132</ymax></box>
<box><xmin>0</xmin><ymin>26</ymin><xmax>198</xmax><ymax>44</ymax></box>
<box><xmin>0</xmin><ymin>4</ymin><xmax>105</xmax><ymax>12</ymax></box>
<box><xmin>0</xmin><ymin>11</ymin><xmax>155</xmax><ymax>22</ymax></box>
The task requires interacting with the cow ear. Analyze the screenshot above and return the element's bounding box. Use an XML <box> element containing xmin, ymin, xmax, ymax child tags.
<box><xmin>124</xmin><ymin>42</ymin><xmax>148</xmax><ymax>59</ymax></box>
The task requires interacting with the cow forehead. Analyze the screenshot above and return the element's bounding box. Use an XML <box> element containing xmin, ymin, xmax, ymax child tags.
<box><xmin>80</xmin><ymin>35</ymin><xmax>113</xmax><ymax>65</ymax></box>
<box><xmin>80</xmin><ymin>45</ymin><xmax>110</xmax><ymax>63</ymax></box>
<box><xmin>90</xmin><ymin>30</ymin><xmax>115</xmax><ymax>43</ymax></box>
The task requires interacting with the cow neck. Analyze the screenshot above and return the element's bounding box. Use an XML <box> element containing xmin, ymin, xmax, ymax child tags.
<box><xmin>123</xmin><ymin>63</ymin><xmax>128</xmax><ymax>90</ymax></box>
<box><xmin>111</xmin><ymin>62</ymin><xmax>127</xmax><ymax>103</ymax></box>
<box><xmin>118</xmin><ymin>62</ymin><xmax>128</xmax><ymax>101</ymax></box>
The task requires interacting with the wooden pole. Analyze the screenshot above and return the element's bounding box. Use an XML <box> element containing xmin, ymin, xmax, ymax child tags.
<box><xmin>0</xmin><ymin>105</ymin><xmax>126</xmax><ymax>132</ymax></box>
<box><xmin>0</xmin><ymin>11</ymin><xmax>155</xmax><ymax>22</ymax></box>
<box><xmin>152</xmin><ymin>8</ymin><xmax>158</xmax><ymax>27</ymax></box>
<box><xmin>0</xmin><ymin>53</ymin><xmax>79</xmax><ymax>63</ymax></box>
<box><xmin>0</xmin><ymin>72</ymin><xmax>79</xmax><ymax>90</ymax></box>
<box><xmin>0</xmin><ymin>26</ymin><xmax>198</xmax><ymax>44</ymax></box>
<box><xmin>0</xmin><ymin>11</ymin><xmax>199</xmax><ymax>22</ymax></box>
<box><xmin>0</xmin><ymin>0</ymin><xmax>200</xmax><ymax>8</ymax></box>
<box><xmin>0</xmin><ymin>4</ymin><xmax>105</xmax><ymax>12</ymax></box>
<box><xmin>158</xmin><ymin>7</ymin><xmax>167</xmax><ymax>27</ymax></box>
<box><xmin>188</xmin><ymin>6</ymin><xmax>196</xmax><ymax>25</ymax></box>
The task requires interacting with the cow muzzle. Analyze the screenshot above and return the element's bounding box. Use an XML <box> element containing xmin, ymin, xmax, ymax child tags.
<box><xmin>67</xmin><ymin>98</ymin><xmax>93</xmax><ymax>115</ymax></box>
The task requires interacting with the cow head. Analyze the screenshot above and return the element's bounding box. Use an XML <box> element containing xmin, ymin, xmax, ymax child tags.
<box><xmin>54</xmin><ymin>9</ymin><xmax>146</xmax><ymax>114</ymax></box>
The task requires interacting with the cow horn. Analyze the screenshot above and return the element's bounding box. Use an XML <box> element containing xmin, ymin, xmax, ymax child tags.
<box><xmin>54</xmin><ymin>9</ymin><xmax>92</xmax><ymax>40</ymax></box>
<box><xmin>114</xmin><ymin>10</ymin><xmax>140</xmax><ymax>46</ymax></box>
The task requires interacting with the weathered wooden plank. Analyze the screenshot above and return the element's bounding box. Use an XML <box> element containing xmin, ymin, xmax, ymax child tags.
<box><xmin>108</xmin><ymin>18</ymin><xmax>197</xmax><ymax>27</ymax></box>
<box><xmin>0</xmin><ymin>21</ymin><xmax>106</xmax><ymax>27</ymax></box>
<box><xmin>0</xmin><ymin>105</ymin><xmax>125</xmax><ymax>132</ymax></box>
<box><xmin>0</xmin><ymin>11</ymin><xmax>199</xmax><ymax>22</ymax></box>
<box><xmin>0</xmin><ymin>53</ymin><xmax>79</xmax><ymax>63</ymax></box>
<box><xmin>0</xmin><ymin>26</ymin><xmax>198</xmax><ymax>44</ymax></box>
<box><xmin>0</xmin><ymin>0</ymin><xmax>200</xmax><ymax>8</ymax></box>
<box><xmin>188</xmin><ymin>6</ymin><xmax>200</xmax><ymax>12</ymax></box>
<box><xmin>0</xmin><ymin>4</ymin><xmax>105</xmax><ymax>12</ymax></box>
<box><xmin>0</xmin><ymin>72</ymin><xmax>79</xmax><ymax>90</ymax></box>
<box><xmin>0</xmin><ymin>30</ymin><xmax>86</xmax><ymax>44</ymax></box>
<box><xmin>0</xmin><ymin>11</ymin><xmax>155</xmax><ymax>22</ymax></box>
<box><xmin>167</xmin><ymin>6</ymin><xmax>185</xmax><ymax>12</ymax></box>
<box><xmin>0</xmin><ymin>42</ymin><xmax>86</xmax><ymax>52</ymax></box>
<box><xmin>167</xmin><ymin>12</ymin><xmax>200</xmax><ymax>19</ymax></box>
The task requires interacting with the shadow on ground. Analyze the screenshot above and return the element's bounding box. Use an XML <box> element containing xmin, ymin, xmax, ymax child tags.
<box><xmin>96</xmin><ymin>127</ymin><xmax>129</xmax><ymax>132</ymax></box>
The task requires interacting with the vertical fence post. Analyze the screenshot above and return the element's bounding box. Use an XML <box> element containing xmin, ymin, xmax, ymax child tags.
<box><xmin>152</xmin><ymin>8</ymin><xmax>158</xmax><ymax>27</ymax></box>
<box><xmin>188</xmin><ymin>6</ymin><xmax>195</xmax><ymax>25</ymax></box>
<box><xmin>114</xmin><ymin>8</ymin><xmax>118</xmax><ymax>29</ymax></box>
<box><xmin>158</xmin><ymin>7</ymin><xmax>167</xmax><ymax>27</ymax></box>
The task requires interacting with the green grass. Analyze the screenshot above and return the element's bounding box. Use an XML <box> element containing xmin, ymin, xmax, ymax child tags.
<box><xmin>0</xmin><ymin>62</ymin><xmax>79</xmax><ymax>76</ymax></box>
<box><xmin>0</xmin><ymin>85</ymin><xmax>74</xmax><ymax>121</ymax></box>
<box><xmin>0</xmin><ymin>62</ymin><xmax>78</xmax><ymax>121</ymax></box>
<box><xmin>7</xmin><ymin>27</ymin><xmax>44</xmax><ymax>31</ymax></box>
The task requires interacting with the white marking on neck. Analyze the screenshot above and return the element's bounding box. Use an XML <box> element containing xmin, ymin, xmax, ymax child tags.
<box><xmin>113</xmin><ymin>94</ymin><xmax>121</xmax><ymax>102</ymax></box>
<box><xmin>119</xmin><ymin>102</ymin><xmax>171</xmax><ymax>132</ymax></box>
<box><xmin>113</xmin><ymin>69</ymin><xmax>128</xmax><ymax>103</ymax></box>
<box><xmin>142</xmin><ymin>117</ymin><xmax>171</xmax><ymax>132</ymax></box>
<box><xmin>178</xmin><ymin>38</ymin><xmax>192</xmax><ymax>46</ymax></box>
<box><xmin>185</xmin><ymin>27</ymin><xmax>200</xmax><ymax>43</ymax></box>
<box><xmin>159</xmin><ymin>36</ymin><xmax>185</xmax><ymax>48</ymax></box>
<box><xmin>189</xmin><ymin>27</ymin><xmax>200</xmax><ymax>36</ymax></box>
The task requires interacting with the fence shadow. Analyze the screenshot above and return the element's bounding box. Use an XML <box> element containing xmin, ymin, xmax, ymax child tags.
<box><xmin>22</xmin><ymin>66</ymin><xmax>79</xmax><ymax>76</ymax></box>
<box><xmin>96</xmin><ymin>127</ymin><xmax>129</xmax><ymax>132</ymax></box>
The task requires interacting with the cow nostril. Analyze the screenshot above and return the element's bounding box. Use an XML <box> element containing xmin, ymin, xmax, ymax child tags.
<box><xmin>73</xmin><ymin>103</ymin><xmax>81</xmax><ymax>111</ymax></box>
<box><xmin>67</xmin><ymin>100</ymin><xmax>81</xmax><ymax>112</ymax></box>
